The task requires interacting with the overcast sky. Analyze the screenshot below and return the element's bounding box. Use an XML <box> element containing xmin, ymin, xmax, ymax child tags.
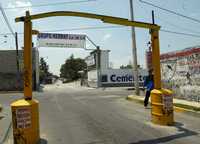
<box><xmin>0</xmin><ymin>0</ymin><xmax>200</xmax><ymax>75</ymax></box>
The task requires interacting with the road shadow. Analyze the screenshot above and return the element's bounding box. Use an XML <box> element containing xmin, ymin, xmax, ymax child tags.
<box><xmin>129</xmin><ymin>122</ymin><xmax>198</xmax><ymax>144</ymax></box>
<box><xmin>38</xmin><ymin>138</ymin><xmax>48</xmax><ymax>144</ymax></box>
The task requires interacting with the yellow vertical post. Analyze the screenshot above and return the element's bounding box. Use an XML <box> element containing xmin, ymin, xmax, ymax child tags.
<box><xmin>11</xmin><ymin>11</ymin><xmax>40</xmax><ymax>143</ymax></box>
<box><xmin>151</xmin><ymin>30</ymin><xmax>161</xmax><ymax>89</ymax></box>
<box><xmin>24</xmin><ymin>11</ymin><xmax>32</xmax><ymax>100</ymax></box>
<box><xmin>150</xmin><ymin>29</ymin><xmax>174</xmax><ymax>125</ymax></box>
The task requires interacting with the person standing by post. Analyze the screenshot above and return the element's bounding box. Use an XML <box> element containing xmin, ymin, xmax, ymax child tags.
<box><xmin>144</xmin><ymin>69</ymin><xmax>154</xmax><ymax>108</ymax></box>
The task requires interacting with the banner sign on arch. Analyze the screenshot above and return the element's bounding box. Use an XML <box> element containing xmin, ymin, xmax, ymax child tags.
<box><xmin>37</xmin><ymin>33</ymin><xmax>86</xmax><ymax>48</ymax></box>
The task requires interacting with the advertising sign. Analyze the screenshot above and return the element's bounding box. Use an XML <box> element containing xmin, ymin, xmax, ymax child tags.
<box><xmin>101</xmin><ymin>69</ymin><xmax>148</xmax><ymax>87</ymax></box>
<box><xmin>16</xmin><ymin>108</ymin><xmax>31</xmax><ymax>129</ymax></box>
<box><xmin>163</xmin><ymin>95</ymin><xmax>173</xmax><ymax>111</ymax></box>
<box><xmin>37</xmin><ymin>33</ymin><xmax>86</xmax><ymax>48</ymax></box>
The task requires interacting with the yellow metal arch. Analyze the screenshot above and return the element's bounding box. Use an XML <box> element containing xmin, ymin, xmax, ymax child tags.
<box><xmin>15</xmin><ymin>11</ymin><xmax>160</xmax><ymax>30</ymax></box>
<box><xmin>10</xmin><ymin>13</ymin><xmax>173</xmax><ymax>144</ymax></box>
<box><xmin>16</xmin><ymin>11</ymin><xmax>162</xmax><ymax>97</ymax></box>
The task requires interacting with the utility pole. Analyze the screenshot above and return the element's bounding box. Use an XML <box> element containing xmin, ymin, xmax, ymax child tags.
<box><xmin>152</xmin><ymin>10</ymin><xmax>155</xmax><ymax>25</ymax></box>
<box><xmin>130</xmin><ymin>0</ymin><xmax>139</xmax><ymax>95</ymax></box>
<box><xmin>86</xmin><ymin>36</ymin><xmax>101</xmax><ymax>87</ymax></box>
<box><xmin>15</xmin><ymin>32</ymin><xmax>20</xmax><ymax>89</ymax></box>
<box><xmin>15</xmin><ymin>32</ymin><xmax>19</xmax><ymax>73</ymax></box>
<box><xmin>96</xmin><ymin>46</ymin><xmax>101</xmax><ymax>87</ymax></box>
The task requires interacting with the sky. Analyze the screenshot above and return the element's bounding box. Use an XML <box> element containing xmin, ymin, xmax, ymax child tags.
<box><xmin>0</xmin><ymin>0</ymin><xmax>200</xmax><ymax>75</ymax></box>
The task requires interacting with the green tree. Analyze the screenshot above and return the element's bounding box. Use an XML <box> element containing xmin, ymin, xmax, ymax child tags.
<box><xmin>120</xmin><ymin>64</ymin><xmax>133</xmax><ymax>69</ymax></box>
<box><xmin>60</xmin><ymin>55</ymin><xmax>87</xmax><ymax>82</ymax></box>
<box><xmin>39</xmin><ymin>57</ymin><xmax>50</xmax><ymax>82</ymax></box>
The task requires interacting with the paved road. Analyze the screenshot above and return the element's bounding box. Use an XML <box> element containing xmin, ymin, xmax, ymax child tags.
<box><xmin>2</xmin><ymin>81</ymin><xmax>200</xmax><ymax>144</ymax></box>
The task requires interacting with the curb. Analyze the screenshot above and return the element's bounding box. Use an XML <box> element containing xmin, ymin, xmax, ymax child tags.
<box><xmin>0</xmin><ymin>108</ymin><xmax>12</xmax><ymax>144</ymax></box>
<box><xmin>0</xmin><ymin>91</ymin><xmax>23</xmax><ymax>94</ymax></box>
<box><xmin>126</xmin><ymin>95</ymin><xmax>200</xmax><ymax>114</ymax></box>
<box><xmin>0</xmin><ymin>121</ymin><xmax>12</xmax><ymax>144</ymax></box>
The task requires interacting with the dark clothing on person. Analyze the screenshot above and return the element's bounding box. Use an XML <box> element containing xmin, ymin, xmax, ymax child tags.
<box><xmin>144</xmin><ymin>74</ymin><xmax>154</xmax><ymax>91</ymax></box>
<box><xmin>144</xmin><ymin>90</ymin><xmax>151</xmax><ymax>107</ymax></box>
<box><xmin>144</xmin><ymin>74</ymin><xmax>154</xmax><ymax>107</ymax></box>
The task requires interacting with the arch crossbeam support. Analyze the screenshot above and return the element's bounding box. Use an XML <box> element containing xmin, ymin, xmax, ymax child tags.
<box><xmin>15</xmin><ymin>11</ymin><xmax>160</xmax><ymax>30</ymax></box>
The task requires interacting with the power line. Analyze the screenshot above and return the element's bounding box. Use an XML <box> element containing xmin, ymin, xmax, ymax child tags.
<box><xmin>0</xmin><ymin>25</ymin><xmax>200</xmax><ymax>38</ymax></box>
<box><xmin>156</xmin><ymin>16</ymin><xmax>200</xmax><ymax>34</ymax></box>
<box><xmin>0</xmin><ymin>3</ymin><xmax>15</xmax><ymax>38</ymax></box>
<box><xmin>4</xmin><ymin>0</ymin><xmax>97</xmax><ymax>10</ymax></box>
<box><xmin>0</xmin><ymin>26</ymin><xmax>126</xmax><ymax>36</ymax></box>
<box><xmin>161</xmin><ymin>29</ymin><xmax>200</xmax><ymax>37</ymax></box>
<box><xmin>139</xmin><ymin>0</ymin><xmax>200</xmax><ymax>24</ymax></box>
<box><xmin>43</xmin><ymin>26</ymin><xmax>126</xmax><ymax>32</ymax></box>
<box><xmin>139</xmin><ymin>2</ymin><xmax>200</xmax><ymax>35</ymax></box>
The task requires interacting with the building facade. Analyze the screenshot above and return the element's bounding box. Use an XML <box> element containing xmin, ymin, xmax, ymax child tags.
<box><xmin>160</xmin><ymin>46</ymin><xmax>200</xmax><ymax>102</ymax></box>
<box><xmin>86</xmin><ymin>49</ymin><xmax>147</xmax><ymax>87</ymax></box>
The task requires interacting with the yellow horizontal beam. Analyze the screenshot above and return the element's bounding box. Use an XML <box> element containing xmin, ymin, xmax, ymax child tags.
<box><xmin>15</xmin><ymin>11</ymin><xmax>160</xmax><ymax>30</ymax></box>
<box><xmin>32</xmin><ymin>30</ymin><xmax>39</xmax><ymax>35</ymax></box>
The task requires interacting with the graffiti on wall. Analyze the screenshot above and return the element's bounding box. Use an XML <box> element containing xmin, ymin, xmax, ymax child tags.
<box><xmin>161</xmin><ymin>48</ymin><xmax>200</xmax><ymax>102</ymax></box>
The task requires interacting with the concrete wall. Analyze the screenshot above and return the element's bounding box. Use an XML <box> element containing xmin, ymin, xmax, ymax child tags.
<box><xmin>87</xmin><ymin>70</ymin><xmax>98</xmax><ymax>87</ymax></box>
<box><xmin>0</xmin><ymin>50</ymin><xmax>23</xmax><ymax>73</ymax></box>
<box><xmin>0</xmin><ymin>73</ymin><xmax>23</xmax><ymax>91</ymax></box>
<box><xmin>0</xmin><ymin>48</ymin><xmax>39</xmax><ymax>91</ymax></box>
<box><xmin>161</xmin><ymin>46</ymin><xmax>200</xmax><ymax>102</ymax></box>
<box><xmin>100</xmin><ymin>50</ymin><xmax>109</xmax><ymax>70</ymax></box>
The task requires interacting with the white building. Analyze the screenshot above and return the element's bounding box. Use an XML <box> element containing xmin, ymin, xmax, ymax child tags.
<box><xmin>85</xmin><ymin>49</ymin><xmax>147</xmax><ymax>87</ymax></box>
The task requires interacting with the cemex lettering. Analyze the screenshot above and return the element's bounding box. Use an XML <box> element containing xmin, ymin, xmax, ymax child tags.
<box><xmin>110</xmin><ymin>74</ymin><xmax>133</xmax><ymax>82</ymax></box>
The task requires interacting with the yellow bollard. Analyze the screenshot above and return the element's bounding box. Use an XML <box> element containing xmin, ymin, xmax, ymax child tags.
<box><xmin>11</xmin><ymin>11</ymin><xmax>40</xmax><ymax>143</ymax></box>
<box><xmin>151</xmin><ymin>88</ymin><xmax>174</xmax><ymax>126</ymax></box>
<box><xmin>11</xmin><ymin>99</ymin><xmax>40</xmax><ymax>144</ymax></box>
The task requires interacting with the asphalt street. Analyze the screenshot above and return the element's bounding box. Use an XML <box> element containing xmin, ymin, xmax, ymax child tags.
<box><xmin>2</xmin><ymin>81</ymin><xmax>200</xmax><ymax>144</ymax></box>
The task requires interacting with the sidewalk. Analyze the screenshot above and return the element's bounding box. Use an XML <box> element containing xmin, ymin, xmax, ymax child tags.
<box><xmin>0</xmin><ymin>106</ymin><xmax>12</xmax><ymax>144</ymax></box>
<box><xmin>127</xmin><ymin>95</ymin><xmax>200</xmax><ymax>113</ymax></box>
